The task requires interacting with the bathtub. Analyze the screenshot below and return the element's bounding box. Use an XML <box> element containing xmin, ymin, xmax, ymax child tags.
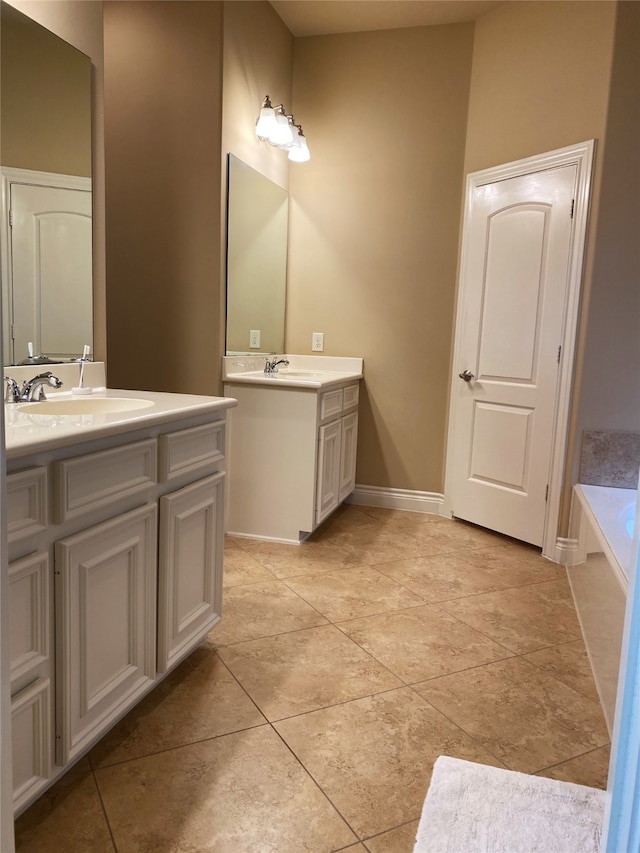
<box><xmin>568</xmin><ymin>485</ymin><xmax>638</xmax><ymax>733</ymax></box>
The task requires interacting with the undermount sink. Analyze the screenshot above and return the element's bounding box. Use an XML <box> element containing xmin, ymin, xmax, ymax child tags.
<box><xmin>17</xmin><ymin>397</ymin><xmax>156</xmax><ymax>416</ymax></box>
<box><xmin>273</xmin><ymin>370</ymin><xmax>332</xmax><ymax>378</ymax></box>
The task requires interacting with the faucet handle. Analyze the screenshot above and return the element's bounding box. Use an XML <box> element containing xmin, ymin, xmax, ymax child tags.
<box><xmin>4</xmin><ymin>376</ymin><xmax>21</xmax><ymax>403</ymax></box>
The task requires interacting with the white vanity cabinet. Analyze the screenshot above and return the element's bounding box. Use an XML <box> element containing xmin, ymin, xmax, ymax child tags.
<box><xmin>5</xmin><ymin>397</ymin><xmax>233</xmax><ymax>814</ymax></box>
<box><xmin>224</xmin><ymin>378</ymin><xmax>360</xmax><ymax>543</ymax></box>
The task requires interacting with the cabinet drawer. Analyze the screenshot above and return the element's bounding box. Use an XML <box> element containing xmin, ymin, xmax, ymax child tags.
<box><xmin>6</xmin><ymin>467</ymin><xmax>48</xmax><ymax>545</ymax></box>
<box><xmin>343</xmin><ymin>383</ymin><xmax>359</xmax><ymax>411</ymax></box>
<box><xmin>12</xmin><ymin>677</ymin><xmax>51</xmax><ymax>813</ymax></box>
<box><xmin>9</xmin><ymin>552</ymin><xmax>49</xmax><ymax>689</ymax></box>
<box><xmin>54</xmin><ymin>439</ymin><xmax>157</xmax><ymax>523</ymax></box>
<box><xmin>320</xmin><ymin>388</ymin><xmax>343</xmax><ymax>421</ymax></box>
<box><xmin>159</xmin><ymin>421</ymin><xmax>225</xmax><ymax>482</ymax></box>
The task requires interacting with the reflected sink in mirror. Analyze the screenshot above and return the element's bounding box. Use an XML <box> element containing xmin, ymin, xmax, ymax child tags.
<box><xmin>17</xmin><ymin>397</ymin><xmax>155</xmax><ymax>416</ymax></box>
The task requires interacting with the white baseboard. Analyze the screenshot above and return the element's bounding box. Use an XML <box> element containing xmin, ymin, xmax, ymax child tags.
<box><xmin>547</xmin><ymin>537</ymin><xmax>580</xmax><ymax>566</ymax></box>
<box><xmin>349</xmin><ymin>485</ymin><xmax>445</xmax><ymax>516</ymax></box>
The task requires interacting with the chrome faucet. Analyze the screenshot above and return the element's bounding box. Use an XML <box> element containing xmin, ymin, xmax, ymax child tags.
<box><xmin>4</xmin><ymin>371</ymin><xmax>63</xmax><ymax>403</ymax></box>
<box><xmin>264</xmin><ymin>355</ymin><xmax>290</xmax><ymax>375</ymax></box>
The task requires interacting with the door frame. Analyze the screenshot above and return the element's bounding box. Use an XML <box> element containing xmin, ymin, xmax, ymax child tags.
<box><xmin>0</xmin><ymin>167</ymin><xmax>91</xmax><ymax>365</ymax></box>
<box><xmin>443</xmin><ymin>140</ymin><xmax>595</xmax><ymax>560</ymax></box>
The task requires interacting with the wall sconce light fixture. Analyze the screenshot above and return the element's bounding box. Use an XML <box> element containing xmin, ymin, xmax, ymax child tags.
<box><xmin>255</xmin><ymin>95</ymin><xmax>310</xmax><ymax>162</ymax></box>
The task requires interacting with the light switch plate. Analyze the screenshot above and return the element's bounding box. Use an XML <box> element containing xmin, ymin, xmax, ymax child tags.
<box><xmin>312</xmin><ymin>332</ymin><xmax>324</xmax><ymax>352</ymax></box>
<box><xmin>250</xmin><ymin>330</ymin><xmax>261</xmax><ymax>349</ymax></box>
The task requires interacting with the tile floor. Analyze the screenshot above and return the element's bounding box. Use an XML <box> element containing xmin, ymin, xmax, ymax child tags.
<box><xmin>14</xmin><ymin>505</ymin><xmax>611</xmax><ymax>852</ymax></box>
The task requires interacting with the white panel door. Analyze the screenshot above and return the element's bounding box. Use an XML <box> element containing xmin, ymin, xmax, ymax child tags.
<box><xmin>447</xmin><ymin>165</ymin><xmax>576</xmax><ymax>546</ymax></box>
<box><xmin>10</xmin><ymin>182</ymin><xmax>92</xmax><ymax>361</ymax></box>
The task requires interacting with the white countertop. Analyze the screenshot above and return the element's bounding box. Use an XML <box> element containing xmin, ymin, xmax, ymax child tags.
<box><xmin>4</xmin><ymin>388</ymin><xmax>237</xmax><ymax>459</ymax></box>
<box><xmin>575</xmin><ymin>484</ymin><xmax>638</xmax><ymax>584</ymax></box>
<box><xmin>222</xmin><ymin>354</ymin><xmax>363</xmax><ymax>389</ymax></box>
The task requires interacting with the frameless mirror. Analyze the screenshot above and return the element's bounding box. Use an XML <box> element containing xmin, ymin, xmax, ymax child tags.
<box><xmin>1</xmin><ymin>1</ymin><xmax>92</xmax><ymax>366</ymax></box>
<box><xmin>225</xmin><ymin>154</ymin><xmax>288</xmax><ymax>355</ymax></box>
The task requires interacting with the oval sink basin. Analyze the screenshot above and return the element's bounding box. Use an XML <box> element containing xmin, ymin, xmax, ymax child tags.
<box><xmin>275</xmin><ymin>370</ymin><xmax>332</xmax><ymax>378</ymax></box>
<box><xmin>18</xmin><ymin>397</ymin><xmax>156</xmax><ymax>416</ymax></box>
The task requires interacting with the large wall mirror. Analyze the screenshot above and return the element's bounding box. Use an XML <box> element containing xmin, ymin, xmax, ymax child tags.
<box><xmin>225</xmin><ymin>154</ymin><xmax>288</xmax><ymax>355</ymax></box>
<box><xmin>1</xmin><ymin>1</ymin><xmax>92</xmax><ymax>366</ymax></box>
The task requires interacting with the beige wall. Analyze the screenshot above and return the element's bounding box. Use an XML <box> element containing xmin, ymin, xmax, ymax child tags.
<box><xmin>103</xmin><ymin>1</ymin><xmax>224</xmax><ymax>394</ymax></box>
<box><xmin>222</xmin><ymin>1</ymin><xmax>293</xmax><ymax>191</ymax></box>
<box><xmin>287</xmin><ymin>24</ymin><xmax>474</xmax><ymax>492</ymax></box>
<box><xmin>6</xmin><ymin>0</ymin><xmax>106</xmax><ymax>361</ymax></box>
<box><xmin>221</xmin><ymin>1</ymin><xmax>294</xmax><ymax>357</ymax></box>
<box><xmin>463</xmin><ymin>1</ymin><xmax>616</xmax><ymax>174</ymax></box>
<box><xmin>576</xmin><ymin>0</ymin><xmax>640</xmax><ymax>442</ymax></box>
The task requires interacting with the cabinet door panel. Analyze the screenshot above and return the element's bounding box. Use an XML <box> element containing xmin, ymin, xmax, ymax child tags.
<box><xmin>339</xmin><ymin>412</ymin><xmax>359</xmax><ymax>502</ymax></box>
<box><xmin>316</xmin><ymin>420</ymin><xmax>341</xmax><ymax>526</ymax></box>
<box><xmin>158</xmin><ymin>472</ymin><xmax>225</xmax><ymax>673</ymax></box>
<box><xmin>55</xmin><ymin>503</ymin><xmax>157</xmax><ymax>765</ymax></box>
<box><xmin>9</xmin><ymin>551</ymin><xmax>49</xmax><ymax>689</ymax></box>
<box><xmin>12</xmin><ymin>677</ymin><xmax>51</xmax><ymax>813</ymax></box>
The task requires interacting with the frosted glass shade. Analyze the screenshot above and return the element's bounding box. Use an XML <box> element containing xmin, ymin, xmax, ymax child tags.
<box><xmin>255</xmin><ymin>107</ymin><xmax>277</xmax><ymax>140</ymax></box>
<box><xmin>288</xmin><ymin>135</ymin><xmax>310</xmax><ymax>162</ymax></box>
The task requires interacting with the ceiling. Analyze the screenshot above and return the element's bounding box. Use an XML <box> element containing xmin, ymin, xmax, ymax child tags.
<box><xmin>269</xmin><ymin>1</ymin><xmax>505</xmax><ymax>37</ymax></box>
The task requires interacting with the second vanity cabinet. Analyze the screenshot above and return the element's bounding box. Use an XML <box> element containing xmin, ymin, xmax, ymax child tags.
<box><xmin>6</xmin><ymin>400</ymin><xmax>231</xmax><ymax>813</ymax></box>
<box><xmin>224</xmin><ymin>377</ymin><xmax>360</xmax><ymax>543</ymax></box>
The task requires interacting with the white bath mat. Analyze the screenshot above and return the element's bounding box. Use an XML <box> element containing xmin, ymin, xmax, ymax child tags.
<box><xmin>414</xmin><ymin>755</ymin><xmax>606</xmax><ymax>853</ymax></box>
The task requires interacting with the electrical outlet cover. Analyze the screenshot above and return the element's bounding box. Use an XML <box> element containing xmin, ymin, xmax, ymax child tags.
<box><xmin>312</xmin><ymin>332</ymin><xmax>324</xmax><ymax>352</ymax></box>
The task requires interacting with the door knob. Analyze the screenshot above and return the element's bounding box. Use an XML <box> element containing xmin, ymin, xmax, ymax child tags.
<box><xmin>458</xmin><ymin>370</ymin><xmax>474</xmax><ymax>382</ymax></box>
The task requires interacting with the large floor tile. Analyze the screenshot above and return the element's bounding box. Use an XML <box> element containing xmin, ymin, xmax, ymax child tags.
<box><xmin>209</xmin><ymin>579</ymin><xmax>328</xmax><ymax>645</ymax></box>
<box><xmin>523</xmin><ymin>639</ymin><xmax>602</xmax><ymax>703</ymax></box>
<box><xmin>235</xmin><ymin>537</ymin><xmax>361</xmax><ymax>578</ymax></box>
<box><xmin>460</xmin><ymin>545</ymin><xmax>567</xmax><ymax>587</ymax></box>
<box><xmin>337</xmin><ymin>605</ymin><xmax>513</xmax><ymax>683</ymax></box>
<box><xmin>364</xmin><ymin>820</ymin><xmax>419</xmax><ymax>852</ymax></box>
<box><xmin>438</xmin><ymin>579</ymin><xmax>581</xmax><ymax>653</ymax></box>
<box><xmin>218</xmin><ymin>624</ymin><xmax>401</xmax><ymax>720</ymax></box>
<box><xmin>314</xmin><ymin>524</ymin><xmax>446</xmax><ymax>564</ymax></box>
<box><xmin>15</xmin><ymin>759</ymin><xmax>114</xmax><ymax>852</ymax></box>
<box><xmin>223</xmin><ymin>545</ymin><xmax>275</xmax><ymax>587</ymax></box>
<box><xmin>373</xmin><ymin>554</ymin><xmax>516</xmax><ymax>602</ymax></box>
<box><xmin>274</xmin><ymin>687</ymin><xmax>502</xmax><ymax>840</ymax></box>
<box><xmin>96</xmin><ymin>725</ymin><xmax>357</xmax><ymax>853</ymax></box>
<box><xmin>414</xmin><ymin>657</ymin><xmax>609</xmax><ymax>774</ymax></box>
<box><xmin>89</xmin><ymin>646</ymin><xmax>265</xmax><ymax>768</ymax></box>
<box><xmin>537</xmin><ymin>744</ymin><xmax>611</xmax><ymax>790</ymax></box>
<box><xmin>285</xmin><ymin>566</ymin><xmax>425</xmax><ymax>622</ymax></box>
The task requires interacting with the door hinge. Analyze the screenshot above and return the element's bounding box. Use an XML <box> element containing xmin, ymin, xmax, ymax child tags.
<box><xmin>570</xmin><ymin>199</ymin><xmax>575</xmax><ymax>219</ymax></box>
<box><xmin>8</xmin><ymin>209</ymin><xmax>13</xmax><ymax>227</ymax></box>
<box><xmin>545</xmin><ymin>485</ymin><xmax>549</xmax><ymax>502</ymax></box>
<box><xmin>557</xmin><ymin>345</ymin><xmax>562</xmax><ymax>364</ymax></box>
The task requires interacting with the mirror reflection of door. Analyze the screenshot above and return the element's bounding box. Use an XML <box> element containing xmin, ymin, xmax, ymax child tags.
<box><xmin>0</xmin><ymin>0</ymin><xmax>92</xmax><ymax>365</ymax></box>
<box><xmin>9</xmin><ymin>178</ymin><xmax>92</xmax><ymax>364</ymax></box>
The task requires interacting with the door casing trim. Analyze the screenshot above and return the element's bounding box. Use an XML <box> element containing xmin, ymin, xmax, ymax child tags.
<box><xmin>443</xmin><ymin>140</ymin><xmax>596</xmax><ymax>559</ymax></box>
